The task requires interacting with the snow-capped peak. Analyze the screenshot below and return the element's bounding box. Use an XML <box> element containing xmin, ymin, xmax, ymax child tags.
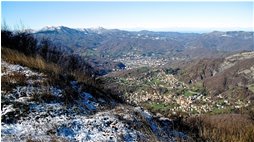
<box><xmin>86</xmin><ymin>27</ymin><xmax>107</xmax><ymax>34</ymax></box>
<box><xmin>40</xmin><ymin>26</ymin><xmax>62</xmax><ymax>31</ymax></box>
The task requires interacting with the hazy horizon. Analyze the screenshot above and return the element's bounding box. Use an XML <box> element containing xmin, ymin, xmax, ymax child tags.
<box><xmin>4</xmin><ymin>25</ymin><xmax>254</xmax><ymax>34</ymax></box>
<box><xmin>2</xmin><ymin>2</ymin><xmax>253</xmax><ymax>32</ymax></box>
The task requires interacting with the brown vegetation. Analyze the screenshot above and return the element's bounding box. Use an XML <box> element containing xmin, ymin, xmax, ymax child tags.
<box><xmin>1</xmin><ymin>71</ymin><xmax>27</xmax><ymax>91</ymax></box>
<box><xmin>204</xmin><ymin>58</ymin><xmax>254</xmax><ymax>96</ymax></box>
<box><xmin>182</xmin><ymin>114</ymin><xmax>254</xmax><ymax>142</ymax></box>
<box><xmin>177</xmin><ymin>58</ymin><xmax>223</xmax><ymax>84</ymax></box>
<box><xmin>2</xmin><ymin>47</ymin><xmax>61</xmax><ymax>74</ymax></box>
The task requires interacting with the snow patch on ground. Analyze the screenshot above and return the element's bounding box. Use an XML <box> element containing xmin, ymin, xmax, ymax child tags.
<box><xmin>1</xmin><ymin>105</ymin><xmax>15</xmax><ymax>116</ymax></box>
<box><xmin>2</xmin><ymin>104</ymin><xmax>143</xmax><ymax>142</ymax></box>
<box><xmin>1</xmin><ymin>61</ymin><xmax>45</xmax><ymax>77</ymax></box>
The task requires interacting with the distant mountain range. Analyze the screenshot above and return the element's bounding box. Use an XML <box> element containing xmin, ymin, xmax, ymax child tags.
<box><xmin>34</xmin><ymin>26</ymin><xmax>254</xmax><ymax>59</ymax></box>
<box><xmin>33</xmin><ymin>26</ymin><xmax>254</xmax><ymax>74</ymax></box>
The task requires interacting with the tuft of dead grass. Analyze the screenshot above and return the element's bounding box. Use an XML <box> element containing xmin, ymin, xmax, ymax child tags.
<box><xmin>1</xmin><ymin>72</ymin><xmax>27</xmax><ymax>91</ymax></box>
<box><xmin>1</xmin><ymin>47</ymin><xmax>61</xmax><ymax>75</ymax></box>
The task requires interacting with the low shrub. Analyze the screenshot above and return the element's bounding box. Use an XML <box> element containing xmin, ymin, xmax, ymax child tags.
<box><xmin>182</xmin><ymin>114</ymin><xmax>254</xmax><ymax>142</ymax></box>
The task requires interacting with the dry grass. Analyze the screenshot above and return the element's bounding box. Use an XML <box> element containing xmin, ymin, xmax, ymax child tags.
<box><xmin>2</xmin><ymin>47</ymin><xmax>96</xmax><ymax>86</ymax></box>
<box><xmin>1</xmin><ymin>71</ymin><xmax>27</xmax><ymax>92</ymax></box>
<box><xmin>26</xmin><ymin>136</ymin><xmax>68</xmax><ymax>142</ymax></box>
<box><xmin>185</xmin><ymin>114</ymin><xmax>254</xmax><ymax>142</ymax></box>
<box><xmin>1</xmin><ymin>71</ymin><xmax>26</xmax><ymax>83</ymax></box>
<box><xmin>2</xmin><ymin>47</ymin><xmax>61</xmax><ymax>74</ymax></box>
<box><xmin>1</xmin><ymin>47</ymin><xmax>94</xmax><ymax>104</ymax></box>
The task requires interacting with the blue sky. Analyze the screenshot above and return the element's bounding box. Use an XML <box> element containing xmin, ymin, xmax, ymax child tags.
<box><xmin>1</xmin><ymin>2</ymin><xmax>253</xmax><ymax>31</ymax></box>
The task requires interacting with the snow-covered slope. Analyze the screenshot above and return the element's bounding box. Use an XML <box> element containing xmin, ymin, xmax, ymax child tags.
<box><xmin>1</xmin><ymin>61</ymin><xmax>188</xmax><ymax>142</ymax></box>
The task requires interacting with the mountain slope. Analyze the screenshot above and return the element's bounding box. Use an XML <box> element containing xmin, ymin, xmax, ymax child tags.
<box><xmin>34</xmin><ymin>26</ymin><xmax>254</xmax><ymax>61</ymax></box>
<box><xmin>1</xmin><ymin>60</ymin><xmax>189</xmax><ymax>142</ymax></box>
<box><xmin>175</xmin><ymin>51</ymin><xmax>254</xmax><ymax>97</ymax></box>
